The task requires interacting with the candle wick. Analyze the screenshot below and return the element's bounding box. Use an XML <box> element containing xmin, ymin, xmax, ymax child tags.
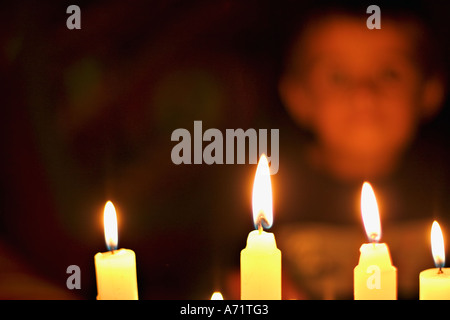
<box><xmin>438</xmin><ymin>267</ymin><xmax>443</xmax><ymax>274</ymax></box>
<box><xmin>256</xmin><ymin>211</ymin><xmax>269</xmax><ymax>234</ymax></box>
<box><xmin>369</xmin><ymin>233</ymin><xmax>378</xmax><ymax>244</ymax></box>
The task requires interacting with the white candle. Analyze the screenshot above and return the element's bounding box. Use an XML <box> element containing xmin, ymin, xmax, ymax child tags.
<box><xmin>354</xmin><ymin>182</ymin><xmax>397</xmax><ymax>300</ymax></box>
<box><xmin>241</xmin><ymin>154</ymin><xmax>281</xmax><ymax>300</ymax></box>
<box><xmin>94</xmin><ymin>201</ymin><xmax>138</xmax><ymax>300</ymax></box>
<box><xmin>419</xmin><ymin>221</ymin><xmax>450</xmax><ymax>299</ymax></box>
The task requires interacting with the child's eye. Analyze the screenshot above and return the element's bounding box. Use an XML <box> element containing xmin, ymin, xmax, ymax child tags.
<box><xmin>380</xmin><ymin>68</ymin><xmax>400</xmax><ymax>81</ymax></box>
<box><xmin>329</xmin><ymin>71</ymin><xmax>348</xmax><ymax>85</ymax></box>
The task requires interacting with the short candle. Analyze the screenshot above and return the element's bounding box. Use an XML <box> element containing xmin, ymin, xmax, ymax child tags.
<box><xmin>354</xmin><ymin>182</ymin><xmax>397</xmax><ymax>300</ymax></box>
<box><xmin>94</xmin><ymin>201</ymin><xmax>138</xmax><ymax>300</ymax></box>
<box><xmin>240</xmin><ymin>154</ymin><xmax>281</xmax><ymax>300</ymax></box>
<box><xmin>419</xmin><ymin>220</ymin><xmax>450</xmax><ymax>300</ymax></box>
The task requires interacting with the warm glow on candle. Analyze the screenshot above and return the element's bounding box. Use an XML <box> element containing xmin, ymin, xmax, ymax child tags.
<box><xmin>241</xmin><ymin>153</ymin><xmax>281</xmax><ymax>300</ymax></box>
<box><xmin>361</xmin><ymin>182</ymin><xmax>381</xmax><ymax>242</ymax></box>
<box><xmin>431</xmin><ymin>221</ymin><xmax>445</xmax><ymax>269</ymax></box>
<box><xmin>95</xmin><ymin>200</ymin><xmax>138</xmax><ymax>300</ymax></box>
<box><xmin>104</xmin><ymin>201</ymin><xmax>118</xmax><ymax>251</ymax></box>
<box><xmin>210</xmin><ymin>291</ymin><xmax>223</xmax><ymax>300</ymax></box>
<box><xmin>252</xmin><ymin>154</ymin><xmax>273</xmax><ymax>230</ymax></box>
<box><xmin>354</xmin><ymin>182</ymin><xmax>397</xmax><ymax>299</ymax></box>
<box><xmin>419</xmin><ymin>221</ymin><xmax>450</xmax><ymax>299</ymax></box>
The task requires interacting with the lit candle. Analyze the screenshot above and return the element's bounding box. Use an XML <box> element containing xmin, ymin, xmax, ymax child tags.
<box><xmin>419</xmin><ymin>221</ymin><xmax>450</xmax><ymax>299</ymax></box>
<box><xmin>241</xmin><ymin>154</ymin><xmax>281</xmax><ymax>300</ymax></box>
<box><xmin>211</xmin><ymin>291</ymin><xmax>224</xmax><ymax>300</ymax></box>
<box><xmin>94</xmin><ymin>201</ymin><xmax>139</xmax><ymax>300</ymax></box>
<box><xmin>354</xmin><ymin>182</ymin><xmax>397</xmax><ymax>300</ymax></box>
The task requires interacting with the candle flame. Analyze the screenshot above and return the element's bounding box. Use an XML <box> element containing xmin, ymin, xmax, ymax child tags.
<box><xmin>361</xmin><ymin>182</ymin><xmax>381</xmax><ymax>242</ymax></box>
<box><xmin>104</xmin><ymin>201</ymin><xmax>118</xmax><ymax>251</ymax></box>
<box><xmin>431</xmin><ymin>220</ymin><xmax>445</xmax><ymax>268</ymax></box>
<box><xmin>252</xmin><ymin>154</ymin><xmax>273</xmax><ymax>230</ymax></box>
<box><xmin>211</xmin><ymin>291</ymin><xmax>224</xmax><ymax>300</ymax></box>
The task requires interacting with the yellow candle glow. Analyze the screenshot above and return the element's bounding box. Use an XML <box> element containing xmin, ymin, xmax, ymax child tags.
<box><xmin>354</xmin><ymin>182</ymin><xmax>397</xmax><ymax>300</ymax></box>
<box><xmin>419</xmin><ymin>221</ymin><xmax>450</xmax><ymax>300</ymax></box>
<box><xmin>211</xmin><ymin>291</ymin><xmax>224</xmax><ymax>300</ymax></box>
<box><xmin>241</xmin><ymin>154</ymin><xmax>281</xmax><ymax>300</ymax></box>
<box><xmin>94</xmin><ymin>201</ymin><xmax>138</xmax><ymax>300</ymax></box>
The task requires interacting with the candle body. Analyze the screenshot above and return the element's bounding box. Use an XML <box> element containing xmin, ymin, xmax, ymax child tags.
<box><xmin>241</xmin><ymin>230</ymin><xmax>281</xmax><ymax>299</ymax></box>
<box><xmin>354</xmin><ymin>243</ymin><xmax>397</xmax><ymax>300</ymax></box>
<box><xmin>94</xmin><ymin>248</ymin><xmax>138</xmax><ymax>300</ymax></box>
<box><xmin>419</xmin><ymin>268</ymin><xmax>450</xmax><ymax>300</ymax></box>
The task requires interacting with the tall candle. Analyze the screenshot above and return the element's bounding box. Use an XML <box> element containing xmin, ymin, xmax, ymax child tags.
<box><xmin>94</xmin><ymin>201</ymin><xmax>139</xmax><ymax>300</ymax></box>
<box><xmin>354</xmin><ymin>182</ymin><xmax>397</xmax><ymax>300</ymax></box>
<box><xmin>241</xmin><ymin>154</ymin><xmax>281</xmax><ymax>300</ymax></box>
<box><xmin>419</xmin><ymin>221</ymin><xmax>450</xmax><ymax>299</ymax></box>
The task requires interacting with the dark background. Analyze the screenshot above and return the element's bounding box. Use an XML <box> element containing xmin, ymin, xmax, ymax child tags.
<box><xmin>1</xmin><ymin>0</ymin><xmax>449</xmax><ymax>299</ymax></box>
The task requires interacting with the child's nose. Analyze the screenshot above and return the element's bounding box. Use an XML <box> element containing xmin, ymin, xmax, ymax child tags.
<box><xmin>349</xmin><ymin>78</ymin><xmax>379</xmax><ymax>111</ymax></box>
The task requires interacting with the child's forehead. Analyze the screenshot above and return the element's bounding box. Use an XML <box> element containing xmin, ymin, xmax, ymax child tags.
<box><xmin>304</xmin><ymin>15</ymin><xmax>414</xmax><ymax>47</ymax></box>
<box><xmin>298</xmin><ymin>15</ymin><xmax>417</xmax><ymax>63</ymax></box>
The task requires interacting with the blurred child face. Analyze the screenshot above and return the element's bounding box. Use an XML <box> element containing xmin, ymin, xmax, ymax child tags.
<box><xmin>282</xmin><ymin>15</ymin><xmax>439</xmax><ymax>165</ymax></box>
